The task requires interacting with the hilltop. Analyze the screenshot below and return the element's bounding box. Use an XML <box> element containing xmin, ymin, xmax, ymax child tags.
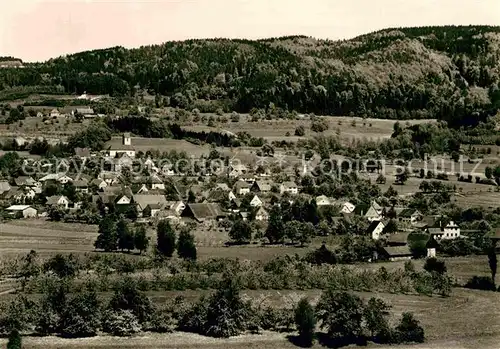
<box><xmin>1</xmin><ymin>26</ymin><xmax>500</xmax><ymax>126</ymax></box>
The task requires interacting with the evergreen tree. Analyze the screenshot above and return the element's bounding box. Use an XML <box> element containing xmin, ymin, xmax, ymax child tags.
<box><xmin>156</xmin><ymin>220</ymin><xmax>176</xmax><ymax>257</ymax></box>
<box><xmin>134</xmin><ymin>225</ymin><xmax>149</xmax><ymax>254</ymax></box>
<box><xmin>117</xmin><ymin>218</ymin><xmax>134</xmax><ymax>252</ymax></box>
<box><xmin>7</xmin><ymin>329</ymin><xmax>22</xmax><ymax>349</ymax></box>
<box><xmin>265</xmin><ymin>205</ymin><xmax>285</xmax><ymax>244</ymax></box>
<box><xmin>295</xmin><ymin>297</ymin><xmax>316</xmax><ymax>346</ymax></box>
<box><xmin>177</xmin><ymin>229</ymin><xmax>197</xmax><ymax>261</ymax></box>
<box><xmin>94</xmin><ymin>215</ymin><xmax>117</xmax><ymax>252</ymax></box>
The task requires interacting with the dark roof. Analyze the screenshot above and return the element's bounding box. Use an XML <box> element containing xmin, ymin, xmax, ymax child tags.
<box><xmin>252</xmin><ymin>180</ymin><xmax>272</xmax><ymax>191</ymax></box>
<box><xmin>399</xmin><ymin>208</ymin><xmax>421</xmax><ymax>218</ymax></box>
<box><xmin>183</xmin><ymin>203</ymin><xmax>226</xmax><ymax>221</ymax></box>
<box><xmin>366</xmin><ymin>220</ymin><xmax>385</xmax><ymax>234</ymax></box>
<box><xmin>73</xmin><ymin>179</ymin><xmax>89</xmax><ymax>187</ymax></box>
<box><xmin>382</xmin><ymin>246</ymin><xmax>412</xmax><ymax>257</ymax></box>
<box><xmin>387</xmin><ymin>232</ymin><xmax>410</xmax><ymax>245</ymax></box>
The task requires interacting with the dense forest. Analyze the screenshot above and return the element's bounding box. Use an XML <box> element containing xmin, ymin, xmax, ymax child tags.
<box><xmin>2</xmin><ymin>26</ymin><xmax>500</xmax><ymax>126</ymax></box>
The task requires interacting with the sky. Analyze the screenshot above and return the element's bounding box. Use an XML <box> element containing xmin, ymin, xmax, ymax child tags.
<box><xmin>1</xmin><ymin>0</ymin><xmax>499</xmax><ymax>62</ymax></box>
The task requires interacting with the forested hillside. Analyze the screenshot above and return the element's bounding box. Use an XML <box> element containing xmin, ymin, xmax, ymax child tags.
<box><xmin>2</xmin><ymin>26</ymin><xmax>500</xmax><ymax>126</ymax></box>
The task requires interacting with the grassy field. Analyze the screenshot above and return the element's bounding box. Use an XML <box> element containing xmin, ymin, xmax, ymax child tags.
<box><xmin>182</xmin><ymin>116</ymin><xmax>434</xmax><ymax>143</ymax></box>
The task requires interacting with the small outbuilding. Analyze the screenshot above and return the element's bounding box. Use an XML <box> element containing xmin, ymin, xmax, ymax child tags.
<box><xmin>6</xmin><ymin>205</ymin><xmax>37</xmax><ymax>218</ymax></box>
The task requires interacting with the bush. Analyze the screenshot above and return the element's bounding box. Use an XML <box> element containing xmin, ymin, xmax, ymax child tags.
<box><xmin>464</xmin><ymin>276</ymin><xmax>496</xmax><ymax>291</ymax></box>
<box><xmin>294</xmin><ymin>125</ymin><xmax>305</xmax><ymax>136</ymax></box>
<box><xmin>43</xmin><ymin>253</ymin><xmax>79</xmax><ymax>278</ymax></box>
<box><xmin>394</xmin><ymin>312</ymin><xmax>425</xmax><ymax>343</ymax></box>
<box><xmin>102</xmin><ymin>310</ymin><xmax>141</xmax><ymax>336</ymax></box>
<box><xmin>423</xmin><ymin>257</ymin><xmax>447</xmax><ymax>274</ymax></box>
<box><xmin>295</xmin><ymin>298</ymin><xmax>316</xmax><ymax>346</ymax></box>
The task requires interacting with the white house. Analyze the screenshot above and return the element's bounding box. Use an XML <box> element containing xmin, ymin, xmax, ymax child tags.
<box><xmin>234</xmin><ymin>180</ymin><xmax>251</xmax><ymax>196</ymax></box>
<box><xmin>367</xmin><ymin>220</ymin><xmax>385</xmax><ymax>240</ymax></box>
<box><xmin>340</xmin><ymin>201</ymin><xmax>356</xmax><ymax>214</ymax></box>
<box><xmin>428</xmin><ymin>221</ymin><xmax>461</xmax><ymax>240</ymax></box>
<box><xmin>365</xmin><ymin>206</ymin><xmax>383</xmax><ymax>222</ymax></box>
<box><xmin>398</xmin><ymin>208</ymin><xmax>423</xmax><ymax>226</ymax></box>
<box><xmin>6</xmin><ymin>205</ymin><xmax>37</xmax><ymax>218</ymax></box>
<box><xmin>116</xmin><ymin>195</ymin><xmax>132</xmax><ymax>205</ymax></box>
<box><xmin>280</xmin><ymin>181</ymin><xmax>298</xmax><ymax>195</ymax></box>
<box><xmin>46</xmin><ymin>195</ymin><xmax>69</xmax><ymax>209</ymax></box>
<box><xmin>150</xmin><ymin>175</ymin><xmax>165</xmax><ymax>190</ymax></box>
<box><xmin>92</xmin><ymin>178</ymin><xmax>107</xmax><ymax>190</ymax></box>
<box><xmin>316</xmin><ymin>195</ymin><xmax>332</xmax><ymax>206</ymax></box>
<box><xmin>249</xmin><ymin>195</ymin><xmax>263</xmax><ymax>207</ymax></box>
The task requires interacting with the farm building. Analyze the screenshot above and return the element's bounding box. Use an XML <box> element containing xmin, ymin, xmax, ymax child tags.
<box><xmin>380</xmin><ymin>246</ymin><xmax>412</xmax><ymax>261</ymax></box>
<box><xmin>398</xmin><ymin>208</ymin><xmax>423</xmax><ymax>226</ymax></box>
<box><xmin>427</xmin><ymin>221</ymin><xmax>461</xmax><ymax>240</ymax></box>
<box><xmin>5</xmin><ymin>205</ymin><xmax>37</xmax><ymax>218</ymax></box>
<box><xmin>182</xmin><ymin>203</ymin><xmax>226</xmax><ymax>222</ymax></box>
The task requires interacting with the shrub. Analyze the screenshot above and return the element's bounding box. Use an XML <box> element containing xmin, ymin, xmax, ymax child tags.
<box><xmin>294</xmin><ymin>298</ymin><xmax>316</xmax><ymax>346</ymax></box>
<box><xmin>177</xmin><ymin>296</ymin><xmax>209</xmax><ymax>333</ymax></box>
<box><xmin>464</xmin><ymin>276</ymin><xmax>496</xmax><ymax>291</ymax></box>
<box><xmin>43</xmin><ymin>253</ymin><xmax>79</xmax><ymax>278</ymax></box>
<box><xmin>394</xmin><ymin>312</ymin><xmax>425</xmax><ymax>343</ymax></box>
<box><xmin>142</xmin><ymin>308</ymin><xmax>174</xmax><ymax>333</ymax></box>
<box><xmin>102</xmin><ymin>310</ymin><xmax>141</xmax><ymax>336</ymax></box>
<box><xmin>423</xmin><ymin>257</ymin><xmax>447</xmax><ymax>275</ymax></box>
<box><xmin>294</xmin><ymin>125</ymin><xmax>305</xmax><ymax>136</ymax></box>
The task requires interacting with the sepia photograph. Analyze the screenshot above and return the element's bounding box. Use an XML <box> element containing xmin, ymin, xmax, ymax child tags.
<box><xmin>0</xmin><ymin>1</ymin><xmax>499</xmax><ymax>348</ymax></box>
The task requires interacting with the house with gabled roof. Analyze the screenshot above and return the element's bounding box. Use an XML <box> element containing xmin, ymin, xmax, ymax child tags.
<box><xmin>182</xmin><ymin>203</ymin><xmax>226</xmax><ymax>222</ymax></box>
<box><xmin>150</xmin><ymin>175</ymin><xmax>165</xmax><ymax>190</ymax></box>
<box><xmin>316</xmin><ymin>195</ymin><xmax>332</xmax><ymax>206</ymax></box>
<box><xmin>250</xmin><ymin>195</ymin><xmax>263</xmax><ymax>207</ymax></box>
<box><xmin>92</xmin><ymin>178</ymin><xmax>108</xmax><ymax>190</ymax></box>
<box><xmin>251</xmin><ymin>180</ymin><xmax>272</xmax><ymax>193</ymax></box>
<box><xmin>234</xmin><ymin>180</ymin><xmax>251</xmax><ymax>196</ymax></box>
<box><xmin>367</xmin><ymin>220</ymin><xmax>385</xmax><ymax>240</ymax></box>
<box><xmin>73</xmin><ymin>179</ymin><xmax>89</xmax><ymax>193</ymax></box>
<box><xmin>133</xmin><ymin>194</ymin><xmax>168</xmax><ymax>215</ymax></box>
<box><xmin>46</xmin><ymin>195</ymin><xmax>69</xmax><ymax>209</ymax></box>
<box><xmin>255</xmin><ymin>207</ymin><xmax>269</xmax><ymax>221</ymax></box>
<box><xmin>398</xmin><ymin>208</ymin><xmax>423</xmax><ymax>226</ymax></box>
<box><xmin>107</xmin><ymin>133</ymin><xmax>136</xmax><ymax>158</ymax></box>
<box><xmin>280</xmin><ymin>181</ymin><xmax>298</xmax><ymax>195</ymax></box>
